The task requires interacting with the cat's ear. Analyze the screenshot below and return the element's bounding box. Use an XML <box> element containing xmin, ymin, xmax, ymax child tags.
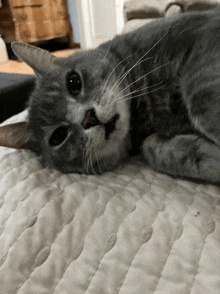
<box><xmin>11</xmin><ymin>42</ymin><xmax>61</xmax><ymax>76</ymax></box>
<box><xmin>0</xmin><ymin>122</ymin><xmax>38</xmax><ymax>151</ymax></box>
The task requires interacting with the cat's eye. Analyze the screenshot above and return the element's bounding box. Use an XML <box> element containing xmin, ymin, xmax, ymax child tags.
<box><xmin>67</xmin><ymin>71</ymin><xmax>82</xmax><ymax>96</ymax></box>
<box><xmin>49</xmin><ymin>126</ymin><xmax>69</xmax><ymax>147</ymax></box>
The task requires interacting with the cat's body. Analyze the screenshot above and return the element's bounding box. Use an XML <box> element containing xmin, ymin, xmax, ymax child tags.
<box><xmin>11</xmin><ymin>7</ymin><xmax>220</xmax><ymax>182</ymax></box>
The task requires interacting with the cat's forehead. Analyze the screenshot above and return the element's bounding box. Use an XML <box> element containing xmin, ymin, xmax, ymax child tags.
<box><xmin>61</xmin><ymin>49</ymin><xmax>114</xmax><ymax>76</ymax></box>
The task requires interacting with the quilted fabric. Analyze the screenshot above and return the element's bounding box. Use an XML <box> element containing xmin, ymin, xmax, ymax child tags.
<box><xmin>0</xmin><ymin>111</ymin><xmax>220</xmax><ymax>294</ymax></box>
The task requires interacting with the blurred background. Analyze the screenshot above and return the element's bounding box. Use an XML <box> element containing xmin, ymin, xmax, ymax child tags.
<box><xmin>0</xmin><ymin>0</ymin><xmax>132</xmax><ymax>60</ymax></box>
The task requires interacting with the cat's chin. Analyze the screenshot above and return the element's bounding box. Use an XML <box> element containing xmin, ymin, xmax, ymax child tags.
<box><xmin>44</xmin><ymin>145</ymin><xmax>129</xmax><ymax>175</ymax></box>
<box><xmin>82</xmin><ymin>121</ymin><xmax>130</xmax><ymax>174</ymax></box>
<box><xmin>82</xmin><ymin>137</ymin><xmax>130</xmax><ymax>174</ymax></box>
<box><xmin>41</xmin><ymin>122</ymin><xmax>130</xmax><ymax>175</ymax></box>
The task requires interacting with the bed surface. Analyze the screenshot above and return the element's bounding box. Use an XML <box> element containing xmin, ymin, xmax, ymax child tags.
<box><xmin>0</xmin><ymin>111</ymin><xmax>220</xmax><ymax>293</ymax></box>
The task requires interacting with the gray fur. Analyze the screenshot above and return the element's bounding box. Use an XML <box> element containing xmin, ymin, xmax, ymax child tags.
<box><xmin>12</xmin><ymin>7</ymin><xmax>220</xmax><ymax>182</ymax></box>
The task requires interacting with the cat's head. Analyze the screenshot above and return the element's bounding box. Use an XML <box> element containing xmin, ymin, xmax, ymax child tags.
<box><xmin>11</xmin><ymin>42</ymin><xmax>131</xmax><ymax>174</ymax></box>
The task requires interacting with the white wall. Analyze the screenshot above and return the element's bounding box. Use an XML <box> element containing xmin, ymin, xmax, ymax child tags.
<box><xmin>67</xmin><ymin>0</ymin><xmax>80</xmax><ymax>43</ymax></box>
<box><xmin>75</xmin><ymin>0</ymin><xmax>127</xmax><ymax>48</ymax></box>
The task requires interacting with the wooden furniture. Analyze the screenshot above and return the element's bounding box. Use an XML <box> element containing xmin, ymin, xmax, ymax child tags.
<box><xmin>0</xmin><ymin>0</ymin><xmax>75</xmax><ymax>47</ymax></box>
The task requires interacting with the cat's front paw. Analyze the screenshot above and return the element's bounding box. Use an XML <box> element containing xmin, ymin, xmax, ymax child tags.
<box><xmin>142</xmin><ymin>133</ymin><xmax>220</xmax><ymax>183</ymax></box>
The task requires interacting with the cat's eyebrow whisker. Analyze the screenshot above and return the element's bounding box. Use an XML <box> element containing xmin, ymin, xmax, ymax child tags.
<box><xmin>105</xmin><ymin>49</ymin><xmax>162</xmax><ymax>105</ymax></box>
<box><xmin>111</xmin><ymin>56</ymin><xmax>153</xmax><ymax>95</ymax></box>
<box><xmin>110</xmin><ymin>31</ymin><xmax>168</xmax><ymax>95</ymax></box>
<box><xmin>105</xmin><ymin>65</ymin><xmax>130</xmax><ymax>105</ymax></box>
<box><xmin>103</xmin><ymin>32</ymin><xmax>168</xmax><ymax>94</ymax></box>
<box><xmin>113</xmin><ymin>61</ymin><xmax>172</xmax><ymax>104</ymax></box>
<box><xmin>102</xmin><ymin>47</ymin><xmax>147</xmax><ymax>95</ymax></box>
<box><xmin>115</xmin><ymin>84</ymin><xmax>165</xmax><ymax>104</ymax></box>
<box><xmin>110</xmin><ymin>64</ymin><xmax>129</xmax><ymax>94</ymax></box>
<box><xmin>102</xmin><ymin>58</ymin><xmax>130</xmax><ymax>95</ymax></box>
<box><xmin>106</xmin><ymin>56</ymin><xmax>153</xmax><ymax>105</ymax></box>
<box><xmin>113</xmin><ymin>85</ymin><xmax>148</xmax><ymax>103</ymax></box>
<box><xmin>107</xmin><ymin>68</ymin><xmax>144</xmax><ymax>103</ymax></box>
<box><xmin>133</xmin><ymin>31</ymin><xmax>168</xmax><ymax>67</ymax></box>
<box><xmin>114</xmin><ymin>81</ymin><xmax>164</xmax><ymax>101</ymax></box>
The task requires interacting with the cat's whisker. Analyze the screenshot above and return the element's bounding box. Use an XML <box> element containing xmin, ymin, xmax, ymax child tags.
<box><xmin>111</xmin><ymin>57</ymin><xmax>153</xmax><ymax>95</ymax></box>
<box><xmin>102</xmin><ymin>45</ymin><xmax>111</xmax><ymax>61</ymax></box>
<box><xmin>112</xmin><ymin>61</ymin><xmax>172</xmax><ymax>104</ymax></box>
<box><xmin>104</xmin><ymin>50</ymin><xmax>154</xmax><ymax>99</ymax></box>
<box><xmin>105</xmin><ymin>57</ymin><xmax>152</xmax><ymax>105</ymax></box>
<box><xmin>112</xmin><ymin>86</ymin><xmax>147</xmax><ymax>103</ymax></box>
<box><xmin>84</xmin><ymin>147</ymin><xmax>91</xmax><ymax>175</ymax></box>
<box><xmin>88</xmin><ymin>153</ymin><xmax>91</xmax><ymax>174</ymax></box>
<box><xmin>103</xmin><ymin>33</ymin><xmax>166</xmax><ymax>94</ymax></box>
<box><xmin>102</xmin><ymin>61</ymin><xmax>129</xmax><ymax>95</ymax></box>
<box><xmin>115</xmin><ymin>84</ymin><xmax>165</xmax><ymax>104</ymax></box>
<box><xmin>82</xmin><ymin>148</ymin><xmax>85</xmax><ymax>167</ymax></box>
<box><xmin>110</xmin><ymin>65</ymin><xmax>129</xmax><ymax>93</ymax></box>
<box><xmin>87</xmin><ymin>151</ymin><xmax>92</xmax><ymax>175</ymax></box>
<box><xmin>95</xmin><ymin>151</ymin><xmax>102</xmax><ymax>174</ymax></box>
<box><xmin>84</xmin><ymin>154</ymin><xmax>89</xmax><ymax>175</ymax></box>
<box><xmin>86</xmin><ymin>153</ymin><xmax>90</xmax><ymax>175</ymax></box>
<box><xmin>114</xmin><ymin>81</ymin><xmax>164</xmax><ymax>102</ymax></box>
<box><xmin>102</xmin><ymin>50</ymin><xmax>141</xmax><ymax>95</ymax></box>
<box><xmin>90</xmin><ymin>153</ymin><xmax>97</xmax><ymax>175</ymax></box>
<box><xmin>109</xmin><ymin>32</ymin><xmax>168</xmax><ymax>96</ymax></box>
<box><xmin>104</xmin><ymin>66</ymin><xmax>128</xmax><ymax>106</ymax></box>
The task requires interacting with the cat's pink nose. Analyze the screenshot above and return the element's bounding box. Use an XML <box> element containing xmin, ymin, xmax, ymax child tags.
<box><xmin>82</xmin><ymin>109</ymin><xmax>100</xmax><ymax>129</ymax></box>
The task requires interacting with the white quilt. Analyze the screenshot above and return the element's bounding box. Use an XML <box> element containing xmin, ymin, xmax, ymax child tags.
<box><xmin>0</xmin><ymin>111</ymin><xmax>220</xmax><ymax>294</ymax></box>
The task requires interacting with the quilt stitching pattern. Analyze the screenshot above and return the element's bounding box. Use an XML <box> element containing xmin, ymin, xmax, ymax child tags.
<box><xmin>0</xmin><ymin>174</ymin><xmax>60</xmax><ymax>250</ymax></box>
<box><xmin>15</xmin><ymin>187</ymin><xmax>88</xmax><ymax>292</ymax></box>
<box><xmin>10</xmin><ymin>167</ymin><xmax>138</xmax><ymax>293</ymax></box>
<box><xmin>0</xmin><ymin>186</ymin><xmax>65</xmax><ymax>270</ymax></box>
<box><xmin>152</xmin><ymin>188</ymin><xmax>197</xmax><ymax>294</ymax></box>
<box><xmin>84</xmin><ymin>174</ymin><xmax>173</xmax><ymax>294</ymax></box>
<box><xmin>1</xmin><ymin>112</ymin><xmax>220</xmax><ymax>293</ymax></box>
<box><xmin>52</xmin><ymin>168</ymin><xmax>143</xmax><ymax>294</ymax></box>
<box><xmin>187</xmin><ymin>229</ymin><xmax>215</xmax><ymax>294</ymax></box>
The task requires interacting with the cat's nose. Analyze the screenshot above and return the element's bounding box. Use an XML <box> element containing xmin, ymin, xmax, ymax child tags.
<box><xmin>81</xmin><ymin>108</ymin><xmax>100</xmax><ymax>130</ymax></box>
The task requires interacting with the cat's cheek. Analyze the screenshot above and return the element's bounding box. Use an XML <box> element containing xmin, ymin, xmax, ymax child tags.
<box><xmin>115</xmin><ymin>100</ymin><xmax>130</xmax><ymax>138</ymax></box>
<box><xmin>98</xmin><ymin>139</ymin><xmax>125</xmax><ymax>160</ymax></box>
<box><xmin>85</xmin><ymin>126</ymin><xmax>106</xmax><ymax>150</ymax></box>
<box><xmin>114</xmin><ymin>119</ymin><xmax>129</xmax><ymax>142</ymax></box>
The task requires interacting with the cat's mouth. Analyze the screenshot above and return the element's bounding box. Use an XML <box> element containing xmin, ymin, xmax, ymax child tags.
<box><xmin>83</xmin><ymin>109</ymin><xmax>119</xmax><ymax>140</ymax></box>
<box><xmin>104</xmin><ymin>114</ymin><xmax>120</xmax><ymax>140</ymax></box>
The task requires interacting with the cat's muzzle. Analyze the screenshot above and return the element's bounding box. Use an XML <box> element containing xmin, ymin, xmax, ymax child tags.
<box><xmin>48</xmin><ymin>109</ymin><xmax>120</xmax><ymax>149</ymax></box>
<box><xmin>82</xmin><ymin>108</ymin><xmax>119</xmax><ymax>140</ymax></box>
<box><xmin>104</xmin><ymin>114</ymin><xmax>119</xmax><ymax>140</ymax></box>
<box><xmin>45</xmin><ymin>110</ymin><xmax>120</xmax><ymax>173</ymax></box>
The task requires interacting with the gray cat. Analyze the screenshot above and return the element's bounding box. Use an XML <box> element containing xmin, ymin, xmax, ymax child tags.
<box><xmin>11</xmin><ymin>7</ymin><xmax>220</xmax><ymax>182</ymax></box>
